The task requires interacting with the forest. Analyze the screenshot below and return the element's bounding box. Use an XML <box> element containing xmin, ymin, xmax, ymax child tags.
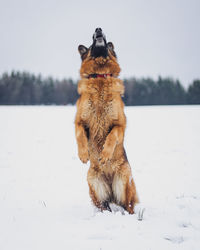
<box><xmin>0</xmin><ymin>71</ymin><xmax>199</xmax><ymax>105</ymax></box>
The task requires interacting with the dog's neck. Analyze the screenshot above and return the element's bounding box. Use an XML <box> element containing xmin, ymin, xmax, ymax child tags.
<box><xmin>79</xmin><ymin>56</ymin><xmax>121</xmax><ymax>79</ymax></box>
<box><xmin>78</xmin><ymin>78</ymin><xmax>124</xmax><ymax>96</ymax></box>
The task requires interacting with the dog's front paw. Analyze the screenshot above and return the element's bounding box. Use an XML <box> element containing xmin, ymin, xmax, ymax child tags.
<box><xmin>78</xmin><ymin>148</ymin><xmax>89</xmax><ymax>164</ymax></box>
<box><xmin>99</xmin><ymin>148</ymin><xmax>113</xmax><ymax>165</ymax></box>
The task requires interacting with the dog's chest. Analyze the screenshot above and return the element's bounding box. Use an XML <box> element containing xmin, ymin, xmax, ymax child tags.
<box><xmin>81</xmin><ymin>91</ymin><xmax>118</xmax><ymax>143</ymax></box>
<box><xmin>85</xmin><ymin>93</ymin><xmax>117</xmax><ymax>123</ymax></box>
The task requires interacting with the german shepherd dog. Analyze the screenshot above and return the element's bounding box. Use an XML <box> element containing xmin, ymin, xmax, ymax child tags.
<box><xmin>75</xmin><ymin>28</ymin><xmax>139</xmax><ymax>214</ymax></box>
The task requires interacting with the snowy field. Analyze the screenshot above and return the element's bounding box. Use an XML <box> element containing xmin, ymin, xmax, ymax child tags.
<box><xmin>0</xmin><ymin>105</ymin><xmax>200</xmax><ymax>250</ymax></box>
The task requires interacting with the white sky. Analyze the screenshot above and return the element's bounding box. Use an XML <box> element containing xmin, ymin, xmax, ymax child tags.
<box><xmin>0</xmin><ymin>0</ymin><xmax>200</xmax><ymax>87</ymax></box>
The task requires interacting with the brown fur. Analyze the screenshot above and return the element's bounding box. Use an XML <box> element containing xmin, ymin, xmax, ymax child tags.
<box><xmin>75</xmin><ymin>48</ymin><xmax>138</xmax><ymax>214</ymax></box>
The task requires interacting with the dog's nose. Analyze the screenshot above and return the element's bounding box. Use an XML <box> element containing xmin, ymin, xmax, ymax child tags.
<box><xmin>95</xmin><ymin>27</ymin><xmax>103</xmax><ymax>37</ymax></box>
<box><xmin>95</xmin><ymin>28</ymin><xmax>102</xmax><ymax>33</ymax></box>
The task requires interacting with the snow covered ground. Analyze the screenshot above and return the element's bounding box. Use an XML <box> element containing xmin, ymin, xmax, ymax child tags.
<box><xmin>0</xmin><ymin>105</ymin><xmax>200</xmax><ymax>250</ymax></box>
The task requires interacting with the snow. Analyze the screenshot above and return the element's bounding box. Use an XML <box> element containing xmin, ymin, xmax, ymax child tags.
<box><xmin>0</xmin><ymin>105</ymin><xmax>200</xmax><ymax>250</ymax></box>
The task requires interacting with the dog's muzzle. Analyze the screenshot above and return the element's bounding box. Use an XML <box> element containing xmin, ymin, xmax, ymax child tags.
<box><xmin>93</xmin><ymin>28</ymin><xmax>106</xmax><ymax>47</ymax></box>
<box><xmin>91</xmin><ymin>28</ymin><xmax>108</xmax><ymax>58</ymax></box>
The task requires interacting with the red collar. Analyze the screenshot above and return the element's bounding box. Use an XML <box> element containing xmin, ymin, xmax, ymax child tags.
<box><xmin>87</xmin><ymin>74</ymin><xmax>112</xmax><ymax>79</ymax></box>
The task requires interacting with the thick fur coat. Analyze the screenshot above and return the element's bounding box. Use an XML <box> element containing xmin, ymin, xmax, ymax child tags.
<box><xmin>75</xmin><ymin>32</ymin><xmax>138</xmax><ymax>214</ymax></box>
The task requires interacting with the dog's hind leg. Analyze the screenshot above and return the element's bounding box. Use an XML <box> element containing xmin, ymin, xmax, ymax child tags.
<box><xmin>112</xmin><ymin>161</ymin><xmax>139</xmax><ymax>214</ymax></box>
<box><xmin>87</xmin><ymin>167</ymin><xmax>112</xmax><ymax>212</ymax></box>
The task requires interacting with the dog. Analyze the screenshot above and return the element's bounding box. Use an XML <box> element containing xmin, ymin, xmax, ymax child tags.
<box><xmin>75</xmin><ymin>28</ymin><xmax>139</xmax><ymax>214</ymax></box>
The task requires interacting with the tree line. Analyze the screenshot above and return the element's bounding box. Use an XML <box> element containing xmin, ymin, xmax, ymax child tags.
<box><xmin>0</xmin><ymin>71</ymin><xmax>199</xmax><ymax>105</ymax></box>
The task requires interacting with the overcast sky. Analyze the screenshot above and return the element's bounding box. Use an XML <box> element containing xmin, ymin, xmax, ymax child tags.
<box><xmin>0</xmin><ymin>0</ymin><xmax>200</xmax><ymax>86</ymax></box>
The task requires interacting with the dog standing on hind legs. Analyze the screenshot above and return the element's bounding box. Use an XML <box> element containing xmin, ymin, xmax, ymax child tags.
<box><xmin>75</xmin><ymin>28</ymin><xmax>139</xmax><ymax>214</ymax></box>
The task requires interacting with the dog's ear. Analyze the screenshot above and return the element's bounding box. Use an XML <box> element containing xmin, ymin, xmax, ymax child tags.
<box><xmin>78</xmin><ymin>45</ymin><xmax>88</xmax><ymax>56</ymax></box>
<box><xmin>107</xmin><ymin>42</ymin><xmax>117</xmax><ymax>57</ymax></box>
<box><xmin>107</xmin><ymin>42</ymin><xmax>114</xmax><ymax>51</ymax></box>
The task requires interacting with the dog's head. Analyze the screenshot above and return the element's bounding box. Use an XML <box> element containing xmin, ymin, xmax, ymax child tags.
<box><xmin>78</xmin><ymin>28</ymin><xmax>120</xmax><ymax>78</ymax></box>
